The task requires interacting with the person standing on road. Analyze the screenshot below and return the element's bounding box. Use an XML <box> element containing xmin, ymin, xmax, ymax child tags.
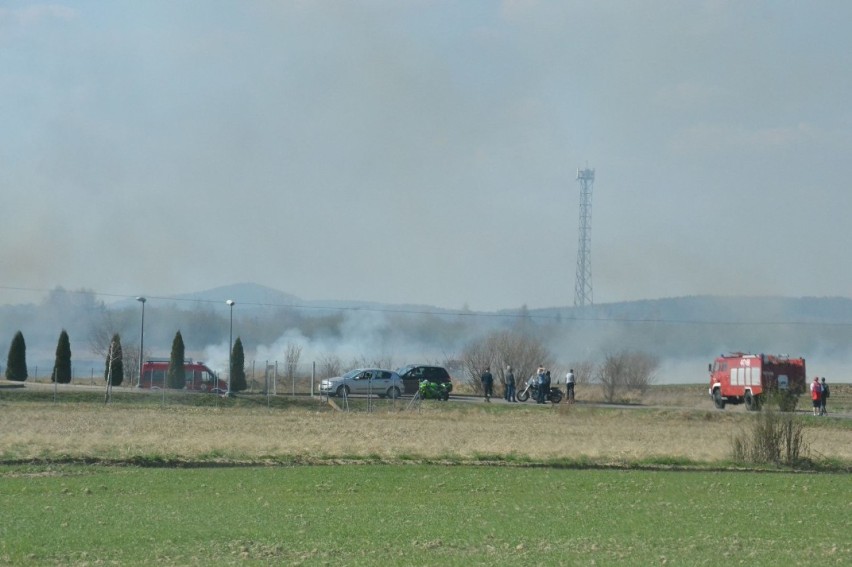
<box><xmin>810</xmin><ymin>376</ymin><xmax>822</xmax><ymax>416</ymax></box>
<box><xmin>505</xmin><ymin>365</ymin><xmax>516</xmax><ymax>402</ymax></box>
<box><xmin>536</xmin><ymin>368</ymin><xmax>547</xmax><ymax>404</ymax></box>
<box><xmin>820</xmin><ymin>377</ymin><xmax>830</xmax><ymax>416</ymax></box>
<box><xmin>481</xmin><ymin>367</ymin><xmax>493</xmax><ymax>403</ymax></box>
<box><xmin>565</xmin><ymin>368</ymin><xmax>575</xmax><ymax>403</ymax></box>
<box><xmin>544</xmin><ymin>370</ymin><xmax>552</xmax><ymax>402</ymax></box>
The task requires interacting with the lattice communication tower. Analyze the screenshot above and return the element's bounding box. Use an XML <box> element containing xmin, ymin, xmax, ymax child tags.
<box><xmin>574</xmin><ymin>167</ymin><xmax>595</xmax><ymax>307</ymax></box>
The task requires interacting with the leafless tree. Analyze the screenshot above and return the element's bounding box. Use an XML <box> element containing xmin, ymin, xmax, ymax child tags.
<box><xmin>461</xmin><ymin>330</ymin><xmax>553</xmax><ymax>393</ymax></box>
<box><xmin>596</xmin><ymin>350</ymin><xmax>659</xmax><ymax>402</ymax></box>
<box><xmin>88</xmin><ymin>311</ymin><xmax>128</xmax><ymax>358</ymax></box>
<box><xmin>124</xmin><ymin>347</ymin><xmax>141</xmax><ymax>387</ymax></box>
<box><xmin>492</xmin><ymin>330</ymin><xmax>552</xmax><ymax>391</ymax></box>
<box><xmin>348</xmin><ymin>354</ymin><xmax>394</xmax><ymax>370</ymax></box>
<box><xmin>623</xmin><ymin>351</ymin><xmax>659</xmax><ymax>395</ymax></box>
<box><xmin>87</xmin><ymin>311</ymin><xmax>145</xmax><ymax>385</ymax></box>
<box><xmin>285</xmin><ymin>343</ymin><xmax>302</xmax><ymax>382</ymax></box>
<box><xmin>317</xmin><ymin>353</ymin><xmax>342</xmax><ymax>378</ymax></box>
<box><xmin>461</xmin><ymin>337</ymin><xmax>495</xmax><ymax>394</ymax></box>
<box><xmin>597</xmin><ymin>351</ymin><xmax>628</xmax><ymax>403</ymax></box>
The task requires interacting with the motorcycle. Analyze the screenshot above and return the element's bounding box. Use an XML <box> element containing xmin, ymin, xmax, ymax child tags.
<box><xmin>517</xmin><ymin>380</ymin><xmax>563</xmax><ymax>404</ymax></box>
<box><xmin>418</xmin><ymin>379</ymin><xmax>450</xmax><ymax>401</ymax></box>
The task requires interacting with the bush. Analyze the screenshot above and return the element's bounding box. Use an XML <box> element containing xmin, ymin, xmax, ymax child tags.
<box><xmin>731</xmin><ymin>404</ymin><xmax>808</xmax><ymax>466</ymax></box>
<box><xmin>776</xmin><ymin>390</ymin><xmax>799</xmax><ymax>412</ymax></box>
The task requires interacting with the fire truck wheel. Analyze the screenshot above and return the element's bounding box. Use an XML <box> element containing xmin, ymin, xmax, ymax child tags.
<box><xmin>712</xmin><ymin>389</ymin><xmax>725</xmax><ymax>409</ymax></box>
<box><xmin>744</xmin><ymin>391</ymin><xmax>761</xmax><ymax>411</ymax></box>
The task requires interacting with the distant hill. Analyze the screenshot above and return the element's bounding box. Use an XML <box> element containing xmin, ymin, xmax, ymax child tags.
<box><xmin>523</xmin><ymin>295</ymin><xmax>852</xmax><ymax>324</ymax></box>
<box><xmin>78</xmin><ymin>284</ymin><xmax>852</xmax><ymax>324</ymax></box>
<box><xmin>136</xmin><ymin>283</ymin><xmax>462</xmax><ymax>315</ymax></box>
<box><xmin>173</xmin><ymin>282</ymin><xmax>303</xmax><ymax>307</ymax></box>
<box><xmin>109</xmin><ymin>282</ymin><xmax>303</xmax><ymax>310</ymax></box>
<box><xmin>511</xmin><ymin>295</ymin><xmax>852</xmax><ymax>363</ymax></box>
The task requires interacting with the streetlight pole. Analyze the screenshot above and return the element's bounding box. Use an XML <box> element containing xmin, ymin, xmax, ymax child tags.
<box><xmin>226</xmin><ymin>300</ymin><xmax>235</xmax><ymax>395</ymax></box>
<box><xmin>136</xmin><ymin>297</ymin><xmax>146</xmax><ymax>388</ymax></box>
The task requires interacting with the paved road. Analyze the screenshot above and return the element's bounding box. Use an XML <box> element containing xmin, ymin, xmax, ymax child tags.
<box><xmin>12</xmin><ymin>381</ymin><xmax>850</xmax><ymax>419</ymax></box>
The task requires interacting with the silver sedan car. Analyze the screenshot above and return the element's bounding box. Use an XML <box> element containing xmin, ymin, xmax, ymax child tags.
<box><xmin>319</xmin><ymin>368</ymin><xmax>403</xmax><ymax>399</ymax></box>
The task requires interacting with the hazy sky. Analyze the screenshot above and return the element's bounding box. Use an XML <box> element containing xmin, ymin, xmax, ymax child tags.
<box><xmin>2</xmin><ymin>1</ymin><xmax>850</xmax><ymax>311</ymax></box>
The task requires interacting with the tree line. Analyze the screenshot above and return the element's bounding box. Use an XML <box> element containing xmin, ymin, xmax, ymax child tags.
<box><xmin>3</xmin><ymin>329</ymin><xmax>248</xmax><ymax>392</ymax></box>
<box><xmin>6</xmin><ymin>325</ymin><xmax>660</xmax><ymax>402</ymax></box>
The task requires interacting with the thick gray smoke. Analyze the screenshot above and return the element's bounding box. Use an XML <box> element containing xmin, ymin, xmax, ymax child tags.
<box><xmin>3</xmin><ymin>288</ymin><xmax>852</xmax><ymax>385</ymax></box>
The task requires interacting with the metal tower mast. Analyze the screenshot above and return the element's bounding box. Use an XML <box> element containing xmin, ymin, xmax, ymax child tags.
<box><xmin>574</xmin><ymin>167</ymin><xmax>595</xmax><ymax>307</ymax></box>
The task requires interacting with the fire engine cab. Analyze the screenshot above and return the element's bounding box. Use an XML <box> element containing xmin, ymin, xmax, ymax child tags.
<box><xmin>138</xmin><ymin>358</ymin><xmax>224</xmax><ymax>392</ymax></box>
<box><xmin>708</xmin><ymin>353</ymin><xmax>806</xmax><ymax>411</ymax></box>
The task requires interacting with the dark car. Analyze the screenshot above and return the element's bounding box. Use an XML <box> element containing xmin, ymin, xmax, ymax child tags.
<box><xmin>396</xmin><ymin>364</ymin><xmax>453</xmax><ymax>396</ymax></box>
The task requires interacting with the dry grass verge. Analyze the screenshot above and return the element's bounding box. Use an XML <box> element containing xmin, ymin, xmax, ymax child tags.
<box><xmin>1</xmin><ymin>398</ymin><xmax>850</xmax><ymax>468</ymax></box>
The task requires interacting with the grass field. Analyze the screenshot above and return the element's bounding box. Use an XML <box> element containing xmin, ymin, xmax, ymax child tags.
<box><xmin>1</xmin><ymin>383</ymin><xmax>851</xmax><ymax>565</ymax></box>
<box><xmin>1</xmin><ymin>464</ymin><xmax>850</xmax><ymax>566</ymax></box>
<box><xmin>2</xmin><ymin>385</ymin><xmax>851</xmax><ymax>466</ymax></box>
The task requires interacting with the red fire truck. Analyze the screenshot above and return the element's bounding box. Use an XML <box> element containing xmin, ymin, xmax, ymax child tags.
<box><xmin>138</xmin><ymin>358</ymin><xmax>224</xmax><ymax>392</ymax></box>
<box><xmin>708</xmin><ymin>353</ymin><xmax>806</xmax><ymax>411</ymax></box>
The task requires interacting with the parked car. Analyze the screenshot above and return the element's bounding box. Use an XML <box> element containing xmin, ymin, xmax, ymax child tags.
<box><xmin>396</xmin><ymin>364</ymin><xmax>454</xmax><ymax>396</ymax></box>
<box><xmin>319</xmin><ymin>368</ymin><xmax>402</xmax><ymax>398</ymax></box>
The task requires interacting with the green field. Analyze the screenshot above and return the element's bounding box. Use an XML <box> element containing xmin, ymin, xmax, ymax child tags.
<box><xmin>1</xmin><ymin>464</ymin><xmax>850</xmax><ymax>566</ymax></box>
<box><xmin>2</xmin><ymin>384</ymin><xmax>851</xmax><ymax>565</ymax></box>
